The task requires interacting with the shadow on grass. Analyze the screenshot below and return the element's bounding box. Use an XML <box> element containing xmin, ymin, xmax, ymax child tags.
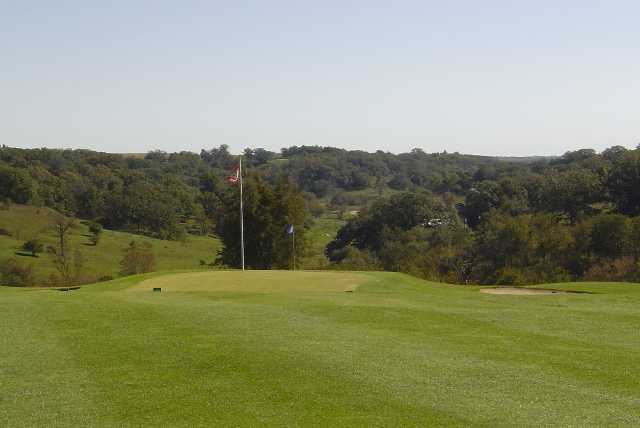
<box><xmin>14</xmin><ymin>251</ymin><xmax>37</xmax><ymax>258</ymax></box>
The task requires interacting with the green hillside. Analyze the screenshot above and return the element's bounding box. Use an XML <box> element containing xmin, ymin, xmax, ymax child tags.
<box><xmin>1</xmin><ymin>271</ymin><xmax>638</xmax><ymax>426</ymax></box>
<box><xmin>0</xmin><ymin>204</ymin><xmax>221</xmax><ymax>282</ymax></box>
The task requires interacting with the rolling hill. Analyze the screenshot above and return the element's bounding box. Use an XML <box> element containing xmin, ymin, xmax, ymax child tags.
<box><xmin>0</xmin><ymin>204</ymin><xmax>221</xmax><ymax>282</ymax></box>
<box><xmin>1</xmin><ymin>270</ymin><xmax>638</xmax><ymax>426</ymax></box>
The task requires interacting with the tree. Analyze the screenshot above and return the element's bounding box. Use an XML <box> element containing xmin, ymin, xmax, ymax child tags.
<box><xmin>629</xmin><ymin>217</ymin><xmax>640</xmax><ymax>259</ymax></box>
<box><xmin>327</xmin><ymin>191</ymin><xmax>457</xmax><ymax>261</ymax></box>
<box><xmin>50</xmin><ymin>212</ymin><xmax>76</xmax><ymax>259</ymax></box>
<box><xmin>607</xmin><ymin>150</ymin><xmax>640</xmax><ymax>215</ymax></box>
<box><xmin>50</xmin><ymin>212</ymin><xmax>77</xmax><ymax>284</ymax></box>
<box><xmin>463</xmin><ymin>181</ymin><xmax>501</xmax><ymax>228</ymax></box>
<box><xmin>22</xmin><ymin>238</ymin><xmax>43</xmax><ymax>257</ymax></box>
<box><xmin>271</xmin><ymin>176</ymin><xmax>310</xmax><ymax>269</ymax></box>
<box><xmin>0</xmin><ymin>163</ymin><xmax>32</xmax><ymax>204</ymax></box>
<box><xmin>589</xmin><ymin>214</ymin><xmax>631</xmax><ymax>260</ymax></box>
<box><xmin>243</xmin><ymin>147</ymin><xmax>276</xmax><ymax>167</ymax></box>
<box><xmin>602</xmin><ymin>145</ymin><xmax>628</xmax><ymax>162</ymax></box>
<box><xmin>192</xmin><ymin>204</ymin><xmax>213</xmax><ymax>236</ymax></box>
<box><xmin>145</xmin><ymin>150</ymin><xmax>169</xmax><ymax>162</ymax></box>
<box><xmin>539</xmin><ymin>168</ymin><xmax>603</xmax><ymax>223</ymax></box>
<box><xmin>103</xmin><ymin>179</ymin><xmax>184</xmax><ymax>239</ymax></box>
<box><xmin>388</xmin><ymin>173</ymin><xmax>411</xmax><ymax>190</ymax></box>
<box><xmin>200</xmin><ymin>144</ymin><xmax>236</xmax><ymax>169</ymax></box>
<box><xmin>473</xmin><ymin>212</ymin><xmax>534</xmax><ymax>283</ymax></box>
<box><xmin>326</xmin><ymin>191</ymin><xmax>468</xmax><ymax>282</ymax></box>
<box><xmin>120</xmin><ymin>241</ymin><xmax>156</xmax><ymax>275</ymax></box>
<box><xmin>218</xmin><ymin>174</ymin><xmax>309</xmax><ymax>269</ymax></box>
<box><xmin>88</xmin><ymin>221</ymin><xmax>103</xmax><ymax>246</ymax></box>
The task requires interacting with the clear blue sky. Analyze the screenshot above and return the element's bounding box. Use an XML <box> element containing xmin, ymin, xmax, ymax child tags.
<box><xmin>2</xmin><ymin>1</ymin><xmax>638</xmax><ymax>156</ymax></box>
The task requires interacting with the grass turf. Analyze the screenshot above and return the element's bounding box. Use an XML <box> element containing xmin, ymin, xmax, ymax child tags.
<box><xmin>1</xmin><ymin>271</ymin><xmax>639</xmax><ymax>426</ymax></box>
<box><xmin>131</xmin><ymin>270</ymin><xmax>369</xmax><ymax>293</ymax></box>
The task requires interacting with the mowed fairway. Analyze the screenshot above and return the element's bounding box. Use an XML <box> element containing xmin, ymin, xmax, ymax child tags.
<box><xmin>1</xmin><ymin>272</ymin><xmax>639</xmax><ymax>427</ymax></box>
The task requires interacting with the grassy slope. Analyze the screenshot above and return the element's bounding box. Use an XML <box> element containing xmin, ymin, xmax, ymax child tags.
<box><xmin>0</xmin><ymin>204</ymin><xmax>221</xmax><ymax>281</ymax></box>
<box><xmin>303</xmin><ymin>216</ymin><xmax>344</xmax><ymax>268</ymax></box>
<box><xmin>1</xmin><ymin>271</ymin><xmax>639</xmax><ymax>426</ymax></box>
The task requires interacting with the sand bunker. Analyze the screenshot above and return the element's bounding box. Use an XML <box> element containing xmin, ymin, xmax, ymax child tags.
<box><xmin>480</xmin><ymin>287</ymin><xmax>567</xmax><ymax>295</ymax></box>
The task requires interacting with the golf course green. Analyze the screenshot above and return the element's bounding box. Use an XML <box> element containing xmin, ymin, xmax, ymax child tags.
<box><xmin>1</xmin><ymin>271</ymin><xmax>639</xmax><ymax>426</ymax></box>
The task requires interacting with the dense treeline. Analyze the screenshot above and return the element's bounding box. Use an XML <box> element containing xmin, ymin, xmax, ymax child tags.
<box><xmin>327</xmin><ymin>145</ymin><xmax>640</xmax><ymax>284</ymax></box>
<box><xmin>0</xmin><ymin>147</ymin><xmax>203</xmax><ymax>239</ymax></box>
<box><xmin>278</xmin><ymin>146</ymin><xmax>514</xmax><ymax>197</ymax></box>
<box><xmin>3</xmin><ymin>143</ymin><xmax>640</xmax><ymax>282</ymax></box>
<box><xmin>0</xmin><ymin>144</ymin><xmax>518</xmax><ymax>239</ymax></box>
<box><xmin>0</xmin><ymin>145</ymin><xmax>311</xmax><ymax>269</ymax></box>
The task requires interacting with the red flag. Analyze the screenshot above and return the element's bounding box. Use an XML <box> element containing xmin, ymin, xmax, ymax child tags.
<box><xmin>227</xmin><ymin>164</ymin><xmax>240</xmax><ymax>184</ymax></box>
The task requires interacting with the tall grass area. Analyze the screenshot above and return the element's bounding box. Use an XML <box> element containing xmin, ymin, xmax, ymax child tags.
<box><xmin>0</xmin><ymin>272</ymin><xmax>638</xmax><ymax>426</ymax></box>
<box><xmin>0</xmin><ymin>204</ymin><xmax>221</xmax><ymax>283</ymax></box>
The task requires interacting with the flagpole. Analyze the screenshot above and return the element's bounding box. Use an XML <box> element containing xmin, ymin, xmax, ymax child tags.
<box><xmin>292</xmin><ymin>228</ymin><xmax>295</xmax><ymax>271</ymax></box>
<box><xmin>239</xmin><ymin>158</ymin><xmax>245</xmax><ymax>271</ymax></box>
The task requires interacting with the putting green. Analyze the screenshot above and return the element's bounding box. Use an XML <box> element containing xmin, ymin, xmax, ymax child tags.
<box><xmin>132</xmin><ymin>270</ymin><xmax>371</xmax><ymax>293</ymax></box>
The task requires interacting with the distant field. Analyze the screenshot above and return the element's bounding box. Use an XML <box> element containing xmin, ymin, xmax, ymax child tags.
<box><xmin>0</xmin><ymin>204</ymin><xmax>221</xmax><ymax>281</ymax></box>
<box><xmin>1</xmin><ymin>271</ymin><xmax>638</xmax><ymax>426</ymax></box>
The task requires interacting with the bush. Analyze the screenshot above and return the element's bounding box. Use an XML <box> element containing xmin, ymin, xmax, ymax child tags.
<box><xmin>585</xmin><ymin>257</ymin><xmax>640</xmax><ymax>282</ymax></box>
<box><xmin>47</xmin><ymin>273</ymin><xmax>62</xmax><ymax>287</ymax></box>
<box><xmin>22</xmin><ymin>238</ymin><xmax>44</xmax><ymax>257</ymax></box>
<box><xmin>529</xmin><ymin>265</ymin><xmax>573</xmax><ymax>284</ymax></box>
<box><xmin>120</xmin><ymin>241</ymin><xmax>156</xmax><ymax>276</ymax></box>
<box><xmin>1</xmin><ymin>258</ymin><xmax>35</xmax><ymax>286</ymax></box>
<box><xmin>332</xmin><ymin>247</ymin><xmax>382</xmax><ymax>271</ymax></box>
<box><xmin>495</xmin><ymin>267</ymin><xmax>527</xmax><ymax>285</ymax></box>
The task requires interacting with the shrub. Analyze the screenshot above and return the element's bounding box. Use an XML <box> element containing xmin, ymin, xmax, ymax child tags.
<box><xmin>22</xmin><ymin>238</ymin><xmax>44</xmax><ymax>257</ymax></box>
<box><xmin>333</xmin><ymin>247</ymin><xmax>382</xmax><ymax>271</ymax></box>
<box><xmin>1</xmin><ymin>258</ymin><xmax>35</xmax><ymax>286</ymax></box>
<box><xmin>120</xmin><ymin>241</ymin><xmax>156</xmax><ymax>276</ymax></box>
<box><xmin>47</xmin><ymin>273</ymin><xmax>62</xmax><ymax>287</ymax></box>
<box><xmin>495</xmin><ymin>267</ymin><xmax>527</xmax><ymax>285</ymax></box>
<box><xmin>529</xmin><ymin>265</ymin><xmax>573</xmax><ymax>284</ymax></box>
<box><xmin>585</xmin><ymin>257</ymin><xmax>640</xmax><ymax>282</ymax></box>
